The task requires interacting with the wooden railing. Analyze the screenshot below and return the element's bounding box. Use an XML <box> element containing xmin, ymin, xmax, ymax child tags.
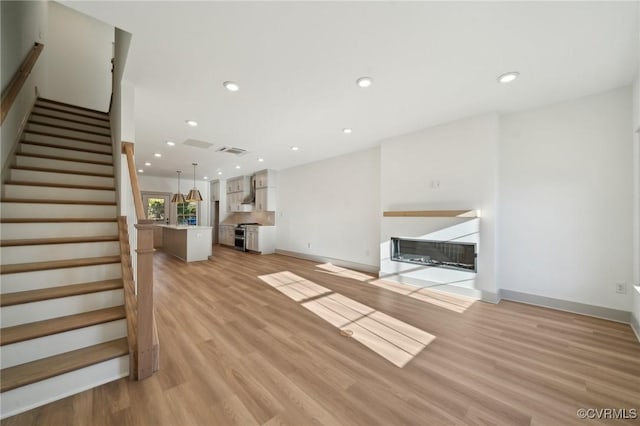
<box><xmin>121</xmin><ymin>141</ymin><xmax>159</xmax><ymax>380</ymax></box>
<box><xmin>1</xmin><ymin>42</ymin><xmax>44</xmax><ymax>125</ymax></box>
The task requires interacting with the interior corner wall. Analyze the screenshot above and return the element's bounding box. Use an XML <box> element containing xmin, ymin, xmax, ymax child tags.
<box><xmin>379</xmin><ymin>113</ymin><xmax>500</xmax><ymax>297</ymax></box>
<box><xmin>45</xmin><ymin>1</ymin><xmax>113</xmax><ymax>112</ymax></box>
<box><xmin>1</xmin><ymin>0</ymin><xmax>49</xmax><ymax>171</ymax></box>
<box><xmin>276</xmin><ymin>147</ymin><xmax>380</xmax><ymax>269</ymax></box>
<box><xmin>499</xmin><ymin>87</ymin><xmax>634</xmax><ymax>312</ymax></box>
<box><xmin>138</xmin><ymin>175</ymin><xmax>210</xmax><ymax>226</ymax></box>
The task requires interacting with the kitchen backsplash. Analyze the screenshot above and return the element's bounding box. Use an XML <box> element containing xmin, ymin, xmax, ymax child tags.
<box><xmin>221</xmin><ymin>211</ymin><xmax>276</xmax><ymax>225</ymax></box>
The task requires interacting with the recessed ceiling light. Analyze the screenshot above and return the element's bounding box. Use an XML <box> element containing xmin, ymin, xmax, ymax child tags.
<box><xmin>498</xmin><ymin>72</ymin><xmax>519</xmax><ymax>83</ymax></box>
<box><xmin>342</xmin><ymin>128</ymin><xmax>352</xmax><ymax>134</ymax></box>
<box><xmin>257</xmin><ymin>157</ymin><xmax>264</xmax><ymax>162</ymax></box>
<box><xmin>203</xmin><ymin>176</ymin><xmax>209</xmax><ymax>180</ymax></box>
<box><xmin>154</xmin><ymin>153</ymin><xmax>162</xmax><ymax>158</ymax></box>
<box><xmin>186</xmin><ymin>120</ymin><xmax>198</xmax><ymax>127</ymax></box>
<box><xmin>144</xmin><ymin>162</ymin><xmax>151</xmax><ymax>166</ymax></box>
<box><xmin>217</xmin><ymin>171</ymin><xmax>223</xmax><ymax>175</ymax></box>
<box><xmin>166</xmin><ymin>141</ymin><xmax>175</xmax><ymax>146</ymax></box>
<box><xmin>138</xmin><ymin>169</ymin><xmax>144</xmax><ymax>173</ymax></box>
<box><xmin>235</xmin><ymin>165</ymin><xmax>241</xmax><ymax>169</ymax></box>
<box><xmin>290</xmin><ymin>146</ymin><xmax>299</xmax><ymax>151</ymax></box>
<box><xmin>223</xmin><ymin>81</ymin><xmax>239</xmax><ymax>92</ymax></box>
<box><xmin>356</xmin><ymin>76</ymin><xmax>373</xmax><ymax>88</ymax></box>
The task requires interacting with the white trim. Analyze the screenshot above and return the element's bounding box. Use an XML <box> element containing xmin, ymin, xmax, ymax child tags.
<box><xmin>275</xmin><ymin>249</ymin><xmax>379</xmax><ymax>274</ymax></box>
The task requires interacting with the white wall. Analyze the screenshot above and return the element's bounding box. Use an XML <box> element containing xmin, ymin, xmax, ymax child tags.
<box><xmin>380</xmin><ymin>113</ymin><xmax>500</xmax><ymax>298</ymax></box>
<box><xmin>1</xmin><ymin>0</ymin><xmax>49</xmax><ymax>171</ymax></box>
<box><xmin>499</xmin><ymin>87</ymin><xmax>633</xmax><ymax>311</ymax></box>
<box><xmin>138</xmin><ymin>175</ymin><xmax>210</xmax><ymax>226</ymax></box>
<box><xmin>45</xmin><ymin>2</ymin><xmax>112</xmax><ymax>112</ymax></box>
<box><xmin>277</xmin><ymin>147</ymin><xmax>380</xmax><ymax>269</ymax></box>
<box><xmin>632</xmin><ymin>46</ymin><xmax>639</xmax><ymax>333</ymax></box>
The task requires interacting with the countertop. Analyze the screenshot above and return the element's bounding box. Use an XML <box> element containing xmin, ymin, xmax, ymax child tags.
<box><xmin>157</xmin><ymin>225</ymin><xmax>213</xmax><ymax>230</ymax></box>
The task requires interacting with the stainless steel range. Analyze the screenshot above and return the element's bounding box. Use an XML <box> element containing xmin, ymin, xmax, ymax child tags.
<box><xmin>234</xmin><ymin>223</ymin><xmax>259</xmax><ymax>251</ymax></box>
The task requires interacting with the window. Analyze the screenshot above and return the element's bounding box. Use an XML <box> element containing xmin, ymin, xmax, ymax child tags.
<box><xmin>177</xmin><ymin>202</ymin><xmax>197</xmax><ymax>225</ymax></box>
<box><xmin>146</xmin><ymin>197</ymin><xmax>166</xmax><ymax>221</ymax></box>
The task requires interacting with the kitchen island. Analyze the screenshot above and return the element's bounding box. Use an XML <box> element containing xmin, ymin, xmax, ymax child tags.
<box><xmin>158</xmin><ymin>225</ymin><xmax>212</xmax><ymax>262</ymax></box>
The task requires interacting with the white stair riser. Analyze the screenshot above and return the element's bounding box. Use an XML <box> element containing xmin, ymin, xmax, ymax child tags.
<box><xmin>29</xmin><ymin>115</ymin><xmax>110</xmax><ymax>136</ymax></box>
<box><xmin>16</xmin><ymin>155</ymin><xmax>114</xmax><ymax>175</ymax></box>
<box><xmin>1</xmin><ymin>319</ymin><xmax>126</xmax><ymax>369</ymax></box>
<box><xmin>0</xmin><ymin>355</ymin><xmax>129</xmax><ymax>420</ymax></box>
<box><xmin>9</xmin><ymin>169</ymin><xmax>114</xmax><ymax>187</ymax></box>
<box><xmin>0</xmin><ymin>203</ymin><xmax>116</xmax><ymax>219</ymax></box>
<box><xmin>4</xmin><ymin>184</ymin><xmax>115</xmax><ymax>203</ymax></box>
<box><xmin>20</xmin><ymin>144</ymin><xmax>112</xmax><ymax>164</ymax></box>
<box><xmin>32</xmin><ymin>107</ymin><xmax>110</xmax><ymax>127</ymax></box>
<box><xmin>34</xmin><ymin>101</ymin><xmax>109</xmax><ymax>120</ymax></box>
<box><xmin>1</xmin><ymin>222</ymin><xmax>118</xmax><ymax>240</ymax></box>
<box><xmin>1</xmin><ymin>289</ymin><xmax>124</xmax><ymax>327</ymax></box>
<box><xmin>1</xmin><ymin>241</ymin><xmax>119</xmax><ymax>265</ymax></box>
<box><xmin>25</xmin><ymin>123</ymin><xmax>110</xmax><ymax>144</ymax></box>
<box><xmin>1</xmin><ymin>264</ymin><xmax>121</xmax><ymax>293</ymax></box>
<box><xmin>23</xmin><ymin>132</ymin><xmax>112</xmax><ymax>153</ymax></box>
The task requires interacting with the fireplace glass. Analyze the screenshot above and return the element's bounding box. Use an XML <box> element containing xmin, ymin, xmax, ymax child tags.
<box><xmin>390</xmin><ymin>238</ymin><xmax>477</xmax><ymax>272</ymax></box>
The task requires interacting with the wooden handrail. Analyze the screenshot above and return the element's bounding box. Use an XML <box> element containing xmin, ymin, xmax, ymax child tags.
<box><xmin>121</xmin><ymin>142</ymin><xmax>145</xmax><ymax>221</ymax></box>
<box><xmin>121</xmin><ymin>142</ymin><xmax>158</xmax><ymax>380</ymax></box>
<box><xmin>1</xmin><ymin>43</ymin><xmax>44</xmax><ymax>125</ymax></box>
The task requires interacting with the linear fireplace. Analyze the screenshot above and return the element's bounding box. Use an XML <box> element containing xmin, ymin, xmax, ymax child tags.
<box><xmin>390</xmin><ymin>237</ymin><xmax>477</xmax><ymax>272</ymax></box>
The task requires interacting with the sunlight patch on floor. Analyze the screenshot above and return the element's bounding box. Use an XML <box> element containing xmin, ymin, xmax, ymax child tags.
<box><xmin>258</xmin><ymin>271</ymin><xmax>331</xmax><ymax>302</ymax></box>
<box><xmin>369</xmin><ymin>279</ymin><xmax>476</xmax><ymax>313</ymax></box>
<box><xmin>315</xmin><ymin>263</ymin><xmax>373</xmax><ymax>282</ymax></box>
<box><xmin>258</xmin><ymin>271</ymin><xmax>435</xmax><ymax>368</ymax></box>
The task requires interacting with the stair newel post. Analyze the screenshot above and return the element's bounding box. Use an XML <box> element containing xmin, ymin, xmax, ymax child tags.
<box><xmin>135</xmin><ymin>219</ymin><xmax>155</xmax><ymax>379</ymax></box>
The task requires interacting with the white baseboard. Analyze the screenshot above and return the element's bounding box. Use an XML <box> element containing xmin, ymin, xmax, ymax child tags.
<box><xmin>274</xmin><ymin>249</ymin><xmax>379</xmax><ymax>274</ymax></box>
<box><xmin>631</xmin><ymin>312</ymin><xmax>640</xmax><ymax>342</ymax></box>
<box><xmin>500</xmin><ymin>289</ymin><xmax>631</xmax><ymax>324</ymax></box>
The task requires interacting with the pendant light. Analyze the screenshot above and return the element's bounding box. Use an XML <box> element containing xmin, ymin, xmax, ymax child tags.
<box><xmin>171</xmin><ymin>170</ymin><xmax>186</xmax><ymax>203</ymax></box>
<box><xmin>186</xmin><ymin>162</ymin><xmax>203</xmax><ymax>202</ymax></box>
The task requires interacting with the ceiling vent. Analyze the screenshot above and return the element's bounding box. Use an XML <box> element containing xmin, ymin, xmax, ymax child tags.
<box><xmin>215</xmin><ymin>146</ymin><xmax>248</xmax><ymax>156</ymax></box>
<box><xmin>182</xmin><ymin>139</ymin><xmax>214</xmax><ymax>149</ymax></box>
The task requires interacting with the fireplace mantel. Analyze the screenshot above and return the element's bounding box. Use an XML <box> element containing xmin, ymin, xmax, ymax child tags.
<box><xmin>383</xmin><ymin>210</ymin><xmax>477</xmax><ymax>218</ymax></box>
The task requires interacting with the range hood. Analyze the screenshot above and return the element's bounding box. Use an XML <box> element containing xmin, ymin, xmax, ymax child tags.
<box><xmin>241</xmin><ymin>174</ymin><xmax>256</xmax><ymax>204</ymax></box>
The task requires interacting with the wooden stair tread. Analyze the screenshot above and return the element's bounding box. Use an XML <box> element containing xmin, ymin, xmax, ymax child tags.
<box><xmin>30</xmin><ymin>112</ymin><xmax>111</xmax><ymax>129</ymax></box>
<box><xmin>32</xmin><ymin>104</ymin><xmax>110</xmax><ymax>123</ymax></box>
<box><xmin>0</xmin><ymin>235</ymin><xmax>118</xmax><ymax>247</ymax></box>
<box><xmin>4</xmin><ymin>181</ymin><xmax>115</xmax><ymax>191</ymax></box>
<box><xmin>1</xmin><ymin>279</ymin><xmax>123</xmax><ymax>307</ymax></box>
<box><xmin>0</xmin><ymin>337</ymin><xmax>128</xmax><ymax>392</ymax></box>
<box><xmin>21</xmin><ymin>130</ymin><xmax>112</xmax><ymax>146</ymax></box>
<box><xmin>28</xmin><ymin>120</ymin><xmax>111</xmax><ymax>137</ymax></box>
<box><xmin>1</xmin><ymin>306</ymin><xmax>125</xmax><ymax>346</ymax></box>
<box><xmin>20</xmin><ymin>140</ymin><xmax>112</xmax><ymax>155</ymax></box>
<box><xmin>0</xmin><ymin>255</ymin><xmax>120</xmax><ymax>274</ymax></box>
<box><xmin>37</xmin><ymin>98</ymin><xmax>109</xmax><ymax>117</ymax></box>
<box><xmin>10</xmin><ymin>166</ymin><xmax>114</xmax><ymax>178</ymax></box>
<box><xmin>1</xmin><ymin>218</ymin><xmax>117</xmax><ymax>223</ymax></box>
<box><xmin>16</xmin><ymin>152</ymin><xmax>113</xmax><ymax>165</ymax></box>
<box><xmin>1</xmin><ymin>198</ymin><xmax>116</xmax><ymax>205</ymax></box>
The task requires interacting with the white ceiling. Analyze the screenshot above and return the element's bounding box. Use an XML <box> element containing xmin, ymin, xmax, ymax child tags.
<box><xmin>62</xmin><ymin>1</ymin><xmax>639</xmax><ymax>180</ymax></box>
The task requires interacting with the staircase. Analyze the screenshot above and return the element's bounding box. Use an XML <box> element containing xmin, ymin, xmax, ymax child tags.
<box><xmin>0</xmin><ymin>98</ymin><xmax>130</xmax><ymax>419</ymax></box>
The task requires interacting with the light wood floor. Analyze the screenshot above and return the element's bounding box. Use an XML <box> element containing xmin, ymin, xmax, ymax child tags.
<box><xmin>4</xmin><ymin>246</ymin><xmax>640</xmax><ymax>425</ymax></box>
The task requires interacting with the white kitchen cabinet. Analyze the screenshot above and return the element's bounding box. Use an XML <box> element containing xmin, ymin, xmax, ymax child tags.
<box><xmin>219</xmin><ymin>224</ymin><xmax>235</xmax><ymax>246</ymax></box>
<box><xmin>255</xmin><ymin>169</ymin><xmax>277</xmax><ymax>189</ymax></box>
<box><xmin>244</xmin><ymin>225</ymin><xmax>276</xmax><ymax>254</ymax></box>
<box><xmin>255</xmin><ymin>187</ymin><xmax>276</xmax><ymax>212</ymax></box>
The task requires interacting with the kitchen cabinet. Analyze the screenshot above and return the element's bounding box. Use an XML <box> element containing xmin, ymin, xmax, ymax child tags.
<box><xmin>219</xmin><ymin>224</ymin><xmax>235</xmax><ymax>246</ymax></box>
<box><xmin>245</xmin><ymin>225</ymin><xmax>276</xmax><ymax>254</ymax></box>
<box><xmin>255</xmin><ymin>187</ymin><xmax>276</xmax><ymax>212</ymax></box>
<box><xmin>226</xmin><ymin>176</ymin><xmax>252</xmax><ymax>212</ymax></box>
<box><xmin>255</xmin><ymin>169</ymin><xmax>277</xmax><ymax>189</ymax></box>
<box><xmin>159</xmin><ymin>225</ymin><xmax>212</xmax><ymax>262</ymax></box>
